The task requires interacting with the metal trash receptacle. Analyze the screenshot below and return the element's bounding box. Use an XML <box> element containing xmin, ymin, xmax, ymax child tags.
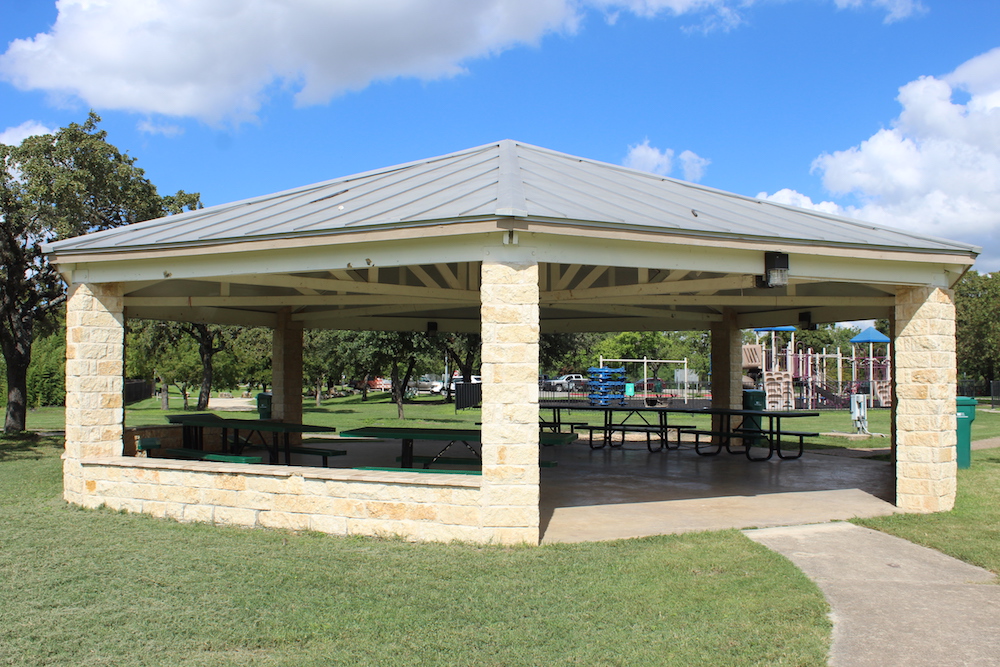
<box><xmin>743</xmin><ymin>389</ymin><xmax>766</xmax><ymax>446</ymax></box>
<box><xmin>956</xmin><ymin>396</ymin><xmax>977</xmax><ymax>469</ymax></box>
<box><xmin>256</xmin><ymin>392</ymin><xmax>272</xmax><ymax>420</ymax></box>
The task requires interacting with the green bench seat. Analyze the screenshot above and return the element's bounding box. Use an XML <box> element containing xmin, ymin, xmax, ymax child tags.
<box><xmin>283</xmin><ymin>446</ymin><xmax>347</xmax><ymax>467</ymax></box>
<box><xmin>136</xmin><ymin>438</ymin><xmax>262</xmax><ymax>464</ymax></box>
<box><xmin>354</xmin><ymin>466</ymin><xmax>481</xmax><ymax>476</ymax></box>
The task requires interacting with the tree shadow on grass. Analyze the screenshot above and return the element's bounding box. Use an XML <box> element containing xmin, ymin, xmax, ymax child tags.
<box><xmin>0</xmin><ymin>433</ymin><xmax>64</xmax><ymax>463</ymax></box>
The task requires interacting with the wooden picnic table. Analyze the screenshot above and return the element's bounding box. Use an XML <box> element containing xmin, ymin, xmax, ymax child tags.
<box><xmin>340</xmin><ymin>426</ymin><xmax>576</xmax><ymax>469</ymax></box>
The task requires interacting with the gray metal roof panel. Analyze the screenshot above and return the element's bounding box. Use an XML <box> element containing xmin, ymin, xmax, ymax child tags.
<box><xmin>45</xmin><ymin>139</ymin><xmax>980</xmax><ymax>256</ymax></box>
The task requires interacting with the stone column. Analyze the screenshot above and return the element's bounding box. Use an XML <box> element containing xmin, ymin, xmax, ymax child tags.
<box><xmin>894</xmin><ymin>286</ymin><xmax>957</xmax><ymax>512</ymax></box>
<box><xmin>479</xmin><ymin>259</ymin><xmax>540</xmax><ymax>544</ymax></box>
<box><xmin>64</xmin><ymin>282</ymin><xmax>125</xmax><ymax>504</ymax></box>
<box><xmin>272</xmin><ymin>309</ymin><xmax>303</xmax><ymax>442</ymax></box>
<box><xmin>710</xmin><ymin>308</ymin><xmax>742</xmax><ymax>433</ymax></box>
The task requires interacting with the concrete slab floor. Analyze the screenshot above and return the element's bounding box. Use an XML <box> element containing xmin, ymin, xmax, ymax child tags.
<box><xmin>539</xmin><ymin>441</ymin><xmax>897</xmax><ymax>543</ymax></box>
<box><xmin>249</xmin><ymin>435</ymin><xmax>899</xmax><ymax>544</ymax></box>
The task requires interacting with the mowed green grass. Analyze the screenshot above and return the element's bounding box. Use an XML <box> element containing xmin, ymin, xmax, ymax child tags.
<box><xmin>25</xmin><ymin>390</ymin><xmax>1000</xmax><ymax>451</ymax></box>
<box><xmin>0</xmin><ymin>436</ymin><xmax>830</xmax><ymax>667</ymax></box>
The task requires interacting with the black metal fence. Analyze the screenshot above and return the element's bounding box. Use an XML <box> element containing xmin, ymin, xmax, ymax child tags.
<box><xmin>454</xmin><ymin>382</ymin><xmax>482</xmax><ymax>410</ymax></box>
<box><xmin>124</xmin><ymin>379</ymin><xmax>153</xmax><ymax>404</ymax></box>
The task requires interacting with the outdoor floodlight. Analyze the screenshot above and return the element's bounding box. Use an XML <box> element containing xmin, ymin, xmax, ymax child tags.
<box><xmin>762</xmin><ymin>251</ymin><xmax>789</xmax><ymax>288</ymax></box>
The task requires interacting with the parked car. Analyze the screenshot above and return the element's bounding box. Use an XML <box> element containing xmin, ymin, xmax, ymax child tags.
<box><xmin>546</xmin><ymin>374</ymin><xmax>587</xmax><ymax>391</ymax></box>
<box><xmin>407</xmin><ymin>375</ymin><xmax>444</xmax><ymax>394</ymax></box>
<box><xmin>449</xmin><ymin>375</ymin><xmax>481</xmax><ymax>392</ymax></box>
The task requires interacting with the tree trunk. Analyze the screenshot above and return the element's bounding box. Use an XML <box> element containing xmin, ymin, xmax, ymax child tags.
<box><xmin>4</xmin><ymin>356</ymin><xmax>29</xmax><ymax>433</ymax></box>
<box><xmin>195</xmin><ymin>338</ymin><xmax>214</xmax><ymax>411</ymax></box>
<box><xmin>2</xmin><ymin>326</ymin><xmax>32</xmax><ymax>433</ymax></box>
<box><xmin>175</xmin><ymin>383</ymin><xmax>190</xmax><ymax>410</ymax></box>
<box><xmin>158</xmin><ymin>373</ymin><xmax>170</xmax><ymax>410</ymax></box>
<box><xmin>315</xmin><ymin>377</ymin><xmax>323</xmax><ymax>407</ymax></box>
<box><xmin>390</xmin><ymin>364</ymin><xmax>405</xmax><ymax>419</ymax></box>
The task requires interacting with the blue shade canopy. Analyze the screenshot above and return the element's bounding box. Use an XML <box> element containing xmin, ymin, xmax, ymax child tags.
<box><xmin>755</xmin><ymin>326</ymin><xmax>797</xmax><ymax>332</ymax></box>
<box><xmin>851</xmin><ymin>326</ymin><xmax>890</xmax><ymax>344</ymax></box>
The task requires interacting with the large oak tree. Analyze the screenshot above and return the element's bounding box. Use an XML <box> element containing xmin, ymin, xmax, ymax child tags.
<box><xmin>1</xmin><ymin>113</ymin><xmax>199</xmax><ymax>432</ymax></box>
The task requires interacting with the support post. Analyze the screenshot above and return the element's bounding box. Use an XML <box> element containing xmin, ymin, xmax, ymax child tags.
<box><xmin>893</xmin><ymin>286</ymin><xmax>957</xmax><ymax>512</ymax></box>
<box><xmin>64</xmin><ymin>282</ymin><xmax>125</xmax><ymax>505</ymax></box>
<box><xmin>272</xmin><ymin>308</ymin><xmax>303</xmax><ymax>443</ymax></box>
<box><xmin>710</xmin><ymin>308</ymin><xmax>742</xmax><ymax>434</ymax></box>
<box><xmin>479</xmin><ymin>259</ymin><xmax>540</xmax><ymax>545</ymax></box>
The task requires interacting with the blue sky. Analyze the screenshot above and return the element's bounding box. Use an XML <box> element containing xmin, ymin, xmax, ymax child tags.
<box><xmin>2</xmin><ymin>1</ymin><xmax>999</xmax><ymax>267</ymax></box>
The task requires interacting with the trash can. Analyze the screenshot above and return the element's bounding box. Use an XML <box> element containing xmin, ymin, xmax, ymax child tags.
<box><xmin>743</xmin><ymin>389</ymin><xmax>767</xmax><ymax>446</ymax></box>
<box><xmin>956</xmin><ymin>396</ymin><xmax>977</xmax><ymax>469</ymax></box>
<box><xmin>256</xmin><ymin>392</ymin><xmax>272</xmax><ymax>420</ymax></box>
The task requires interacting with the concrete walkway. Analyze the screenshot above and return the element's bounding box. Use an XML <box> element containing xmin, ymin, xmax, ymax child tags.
<box><xmin>745</xmin><ymin>522</ymin><xmax>1000</xmax><ymax>666</ymax></box>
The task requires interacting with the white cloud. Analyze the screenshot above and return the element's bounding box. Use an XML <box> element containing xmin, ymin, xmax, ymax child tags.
<box><xmin>760</xmin><ymin>47</ymin><xmax>1000</xmax><ymax>268</ymax></box>
<box><xmin>0</xmin><ymin>120</ymin><xmax>54</xmax><ymax>146</ymax></box>
<box><xmin>755</xmin><ymin>188</ymin><xmax>843</xmax><ymax>215</ymax></box>
<box><xmin>832</xmin><ymin>0</ymin><xmax>926</xmax><ymax>23</ymax></box>
<box><xmin>679</xmin><ymin>150</ymin><xmax>711</xmax><ymax>181</ymax></box>
<box><xmin>137</xmin><ymin>120</ymin><xmax>184</xmax><ymax>137</ymax></box>
<box><xmin>0</xmin><ymin>0</ymin><xmax>921</xmax><ymax>124</ymax></box>
<box><xmin>624</xmin><ymin>140</ymin><xmax>711</xmax><ymax>182</ymax></box>
<box><xmin>625</xmin><ymin>139</ymin><xmax>674</xmax><ymax>175</ymax></box>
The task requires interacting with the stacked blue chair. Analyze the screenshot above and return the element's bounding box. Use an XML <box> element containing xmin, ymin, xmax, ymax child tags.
<box><xmin>587</xmin><ymin>367</ymin><xmax>627</xmax><ymax>406</ymax></box>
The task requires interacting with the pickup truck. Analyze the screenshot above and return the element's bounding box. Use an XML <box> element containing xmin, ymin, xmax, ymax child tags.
<box><xmin>546</xmin><ymin>374</ymin><xmax>587</xmax><ymax>392</ymax></box>
<box><xmin>407</xmin><ymin>375</ymin><xmax>445</xmax><ymax>394</ymax></box>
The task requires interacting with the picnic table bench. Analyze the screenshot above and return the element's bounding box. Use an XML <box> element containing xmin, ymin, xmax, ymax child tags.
<box><xmin>136</xmin><ymin>437</ymin><xmax>263</xmax><ymax>464</ymax></box>
<box><xmin>679</xmin><ymin>408</ymin><xmax>819</xmax><ymax>461</ymax></box>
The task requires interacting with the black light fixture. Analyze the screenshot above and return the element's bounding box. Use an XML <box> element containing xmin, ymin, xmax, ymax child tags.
<box><xmin>759</xmin><ymin>251</ymin><xmax>789</xmax><ymax>288</ymax></box>
<box><xmin>798</xmin><ymin>311</ymin><xmax>817</xmax><ymax>331</ymax></box>
<box><xmin>427</xmin><ymin>321</ymin><xmax>438</xmax><ymax>334</ymax></box>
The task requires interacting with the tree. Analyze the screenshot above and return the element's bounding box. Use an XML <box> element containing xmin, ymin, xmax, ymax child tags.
<box><xmin>303</xmin><ymin>329</ymin><xmax>350</xmax><ymax>406</ymax></box>
<box><xmin>955</xmin><ymin>270</ymin><xmax>1000</xmax><ymax>394</ymax></box>
<box><xmin>1</xmin><ymin>113</ymin><xmax>200</xmax><ymax>431</ymax></box>
<box><xmin>179</xmin><ymin>323</ymin><xmax>228</xmax><ymax>410</ymax></box>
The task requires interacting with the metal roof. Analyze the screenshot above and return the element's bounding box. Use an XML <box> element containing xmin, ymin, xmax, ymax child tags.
<box><xmin>45</xmin><ymin>139</ymin><xmax>980</xmax><ymax>256</ymax></box>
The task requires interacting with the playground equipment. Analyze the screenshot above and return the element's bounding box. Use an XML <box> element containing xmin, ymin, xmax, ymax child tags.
<box><xmin>598</xmin><ymin>356</ymin><xmax>692</xmax><ymax>403</ymax></box>
<box><xmin>743</xmin><ymin>326</ymin><xmax>892</xmax><ymax>410</ymax></box>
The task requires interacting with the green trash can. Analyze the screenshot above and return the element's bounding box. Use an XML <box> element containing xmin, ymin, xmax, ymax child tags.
<box><xmin>743</xmin><ymin>389</ymin><xmax>767</xmax><ymax>446</ymax></box>
<box><xmin>956</xmin><ymin>396</ymin><xmax>977</xmax><ymax>469</ymax></box>
<box><xmin>256</xmin><ymin>392</ymin><xmax>272</xmax><ymax>420</ymax></box>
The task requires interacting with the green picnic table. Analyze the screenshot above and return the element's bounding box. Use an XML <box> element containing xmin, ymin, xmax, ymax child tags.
<box><xmin>167</xmin><ymin>414</ymin><xmax>338</xmax><ymax>464</ymax></box>
<box><xmin>340</xmin><ymin>426</ymin><xmax>576</xmax><ymax>468</ymax></box>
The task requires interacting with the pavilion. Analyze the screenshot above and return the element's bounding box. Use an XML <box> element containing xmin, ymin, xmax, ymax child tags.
<box><xmin>44</xmin><ymin>140</ymin><xmax>978</xmax><ymax>544</ymax></box>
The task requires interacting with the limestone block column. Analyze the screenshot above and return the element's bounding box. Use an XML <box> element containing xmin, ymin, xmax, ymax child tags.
<box><xmin>64</xmin><ymin>282</ymin><xmax>125</xmax><ymax>504</ymax></box>
<box><xmin>272</xmin><ymin>309</ymin><xmax>303</xmax><ymax>442</ymax></box>
<box><xmin>894</xmin><ymin>286</ymin><xmax>957</xmax><ymax>512</ymax></box>
<box><xmin>710</xmin><ymin>308</ymin><xmax>742</xmax><ymax>434</ymax></box>
<box><xmin>480</xmin><ymin>259</ymin><xmax>540</xmax><ymax>544</ymax></box>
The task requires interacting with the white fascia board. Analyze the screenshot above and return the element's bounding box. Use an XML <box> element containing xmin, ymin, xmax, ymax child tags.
<box><xmin>61</xmin><ymin>234</ymin><xmax>496</xmax><ymax>284</ymax></box>
<box><xmin>526</xmin><ymin>232</ymin><xmax>966</xmax><ymax>288</ymax></box>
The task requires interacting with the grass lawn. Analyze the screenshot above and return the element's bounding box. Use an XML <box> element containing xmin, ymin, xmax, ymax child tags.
<box><xmin>26</xmin><ymin>393</ymin><xmax>1000</xmax><ymax>454</ymax></box>
<box><xmin>0</xmin><ymin>435</ymin><xmax>831</xmax><ymax>666</ymax></box>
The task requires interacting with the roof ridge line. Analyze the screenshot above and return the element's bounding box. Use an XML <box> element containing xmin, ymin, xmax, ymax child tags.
<box><xmin>494</xmin><ymin>140</ymin><xmax>528</xmax><ymax>217</ymax></box>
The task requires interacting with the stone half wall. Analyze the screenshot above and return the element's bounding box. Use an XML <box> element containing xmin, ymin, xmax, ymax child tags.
<box><xmin>72</xmin><ymin>458</ymin><xmax>492</xmax><ymax>543</ymax></box>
